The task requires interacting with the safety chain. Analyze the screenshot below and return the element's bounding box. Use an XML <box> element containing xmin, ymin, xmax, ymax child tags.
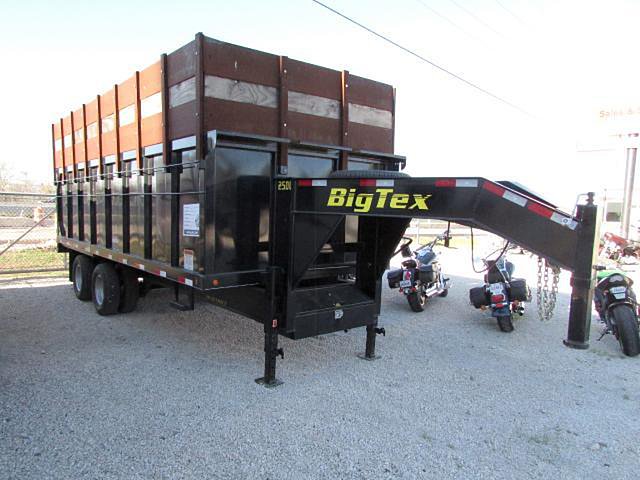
<box><xmin>536</xmin><ymin>256</ymin><xmax>561</xmax><ymax>322</ymax></box>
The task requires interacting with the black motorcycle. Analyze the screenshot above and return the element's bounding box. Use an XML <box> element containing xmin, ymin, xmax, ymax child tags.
<box><xmin>469</xmin><ymin>247</ymin><xmax>530</xmax><ymax>332</ymax></box>
<box><xmin>387</xmin><ymin>234</ymin><xmax>450</xmax><ymax>312</ymax></box>
<box><xmin>594</xmin><ymin>266</ymin><xmax>640</xmax><ymax>357</ymax></box>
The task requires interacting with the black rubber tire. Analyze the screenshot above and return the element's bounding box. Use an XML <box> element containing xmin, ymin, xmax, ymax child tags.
<box><xmin>328</xmin><ymin>169</ymin><xmax>410</xmax><ymax>179</ymax></box>
<box><xmin>407</xmin><ymin>291</ymin><xmax>425</xmax><ymax>312</ymax></box>
<box><xmin>439</xmin><ymin>287</ymin><xmax>449</xmax><ymax>298</ymax></box>
<box><xmin>612</xmin><ymin>305</ymin><xmax>640</xmax><ymax>357</ymax></box>
<box><xmin>119</xmin><ymin>268</ymin><xmax>140</xmax><ymax>313</ymax></box>
<box><xmin>92</xmin><ymin>263</ymin><xmax>121</xmax><ymax>316</ymax></box>
<box><xmin>497</xmin><ymin>315</ymin><xmax>514</xmax><ymax>332</ymax></box>
<box><xmin>72</xmin><ymin>255</ymin><xmax>92</xmax><ymax>301</ymax></box>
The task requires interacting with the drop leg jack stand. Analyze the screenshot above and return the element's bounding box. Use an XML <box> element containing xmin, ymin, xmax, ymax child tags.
<box><xmin>358</xmin><ymin>324</ymin><xmax>385</xmax><ymax>361</ymax></box>
<box><xmin>255</xmin><ymin>324</ymin><xmax>284</xmax><ymax>387</ymax></box>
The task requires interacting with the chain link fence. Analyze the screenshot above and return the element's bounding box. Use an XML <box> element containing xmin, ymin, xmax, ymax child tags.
<box><xmin>0</xmin><ymin>192</ymin><xmax>67</xmax><ymax>276</ymax></box>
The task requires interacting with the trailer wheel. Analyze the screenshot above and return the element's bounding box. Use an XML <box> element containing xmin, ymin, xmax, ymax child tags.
<box><xmin>407</xmin><ymin>291</ymin><xmax>425</xmax><ymax>312</ymax></box>
<box><xmin>612</xmin><ymin>305</ymin><xmax>640</xmax><ymax>357</ymax></box>
<box><xmin>119</xmin><ymin>268</ymin><xmax>140</xmax><ymax>313</ymax></box>
<box><xmin>92</xmin><ymin>263</ymin><xmax>121</xmax><ymax>316</ymax></box>
<box><xmin>329</xmin><ymin>169</ymin><xmax>410</xmax><ymax>179</ymax></box>
<box><xmin>72</xmin><ymin>255</ymin><xmax>93</xmax><ymax>301</ymax></box>
<box><xmin>497</xmin><ymin>315</ymin><xmax>514</xmax><ymax>332</ymax></box>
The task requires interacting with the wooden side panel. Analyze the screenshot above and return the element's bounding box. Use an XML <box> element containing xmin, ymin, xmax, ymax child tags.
<box><xmin>51</xmin><ymin>35</ymin><xmax>397</xmax><ymax>180</ymax></box>
<box><xmin>62</xmin><ymin>115</ymin><xmax>73</xmax><ymax>168</ymax></box>
<box><xmin>348</xmin><ymin>123</ymin><xmax>394</xmax><ymax>153</ymax></box>
<box><xmin>53</xmin><ymin>122</ymin><xmax>63</xmax><ymax>170</ymax></box>
<box><xmin>167</xmin><ymin>40</ymin><xmax>196</xmax><ymax>86</ymax></box>
<box><xmin>72</xmin><ymin>107</ymin><xmax>85</xmax><ymax>165</ymax></box>
<box><xmin>118</xmin><ymin>75</ymin><xmax>138</xmax><ymax>153</ymax></box>
<box><xmin>100</xmin><ymin>89</ymin><xmax>116</xmax><ymax>156</ymax></box>
<box><xmin>118</xmin><ymin>75</ymin><xmax>137</xmax><ymax>108</ymax></box>
<box><xmin>203</xmin><ymin>97</ymin><xmax>278</xmax><ymax>138</ymax></box>
<box><xmin>203</xmin><ymin>38</ymin><xmax>279</xmax><ymax>87</ymax></box>
<box><xmin>140</xmin><ymin>61</ymin><xmax>163</xmax><ymax>147</ymax></box>
<box><xmin>85</xmin><ymin>98</ymin><xmax>100</xmax><ymax>160</ymax></box>
<box><xmin>287</xmin><ymin>59</ymin><xmax>341</xmax><ymax>99</ymax></box>
<box><xmin>286</xmin><ymin>58</ymin><xmax>342</xmax><ymax>147</ymax></box>
<box><xmin>347</xmin><ymin>74</ymin><xmax>394</xmax><ymax>111</ymax></box>
<box><xmin>287</xmin><ymin>111</ymin><xmax>341</xmax><ymax>147</ymax></box>
<box><xmin>168</xmin><ymin>102</ymin><xmax>196</xmax><ymax>140</ymax></box>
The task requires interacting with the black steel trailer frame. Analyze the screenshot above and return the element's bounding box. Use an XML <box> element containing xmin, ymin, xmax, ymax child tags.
<box><xmin>57</xmin><ymin>131</ymin><xmax>598</xmax><ymax>386</ymax></box>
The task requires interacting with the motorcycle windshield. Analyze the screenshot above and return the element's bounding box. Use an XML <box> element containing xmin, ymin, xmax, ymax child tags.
<box><xmin>417</xmin><ymin>250</ymin><xmax>436</xmax><ymax>265</ymax></box>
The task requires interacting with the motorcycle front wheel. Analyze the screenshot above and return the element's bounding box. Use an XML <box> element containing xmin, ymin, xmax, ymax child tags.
<box><xmin>407</xmin><ymin>291</ymin><xmax>426</xmax><ymax>312</ymax></box>
<box><xmin>611</xmin><ymin>305</ymin><xmax>640</xmax><ymax>357</ymax></box>
<box><xmin>497</xmin><ymin>315</ymin><xmax>514</xmax><ymax>333</ymax></box>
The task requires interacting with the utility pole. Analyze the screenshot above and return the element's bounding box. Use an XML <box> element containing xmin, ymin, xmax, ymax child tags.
<box><xmin>621</xmin><ymin>133</ymin><xmax>639</xmax><ymax>238</ymax></box>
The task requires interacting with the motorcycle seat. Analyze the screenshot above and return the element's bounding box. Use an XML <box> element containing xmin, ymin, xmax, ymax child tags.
<box><xmin>402</xmin><ymin>259</ymin><xmax>417</xmax><ymax>268</ymax></box>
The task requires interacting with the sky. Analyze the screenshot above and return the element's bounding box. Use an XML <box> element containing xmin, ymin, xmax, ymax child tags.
<box><xmin>2</xmin><ymin>0</ymin><xmax>640</xmax><ymax>209</ymax></box>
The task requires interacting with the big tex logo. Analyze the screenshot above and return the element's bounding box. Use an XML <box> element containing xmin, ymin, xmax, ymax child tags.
<box><xmin>327</xmin><ymin>188</ymin><xmax>432</xmax><ymax>213</ymax></box>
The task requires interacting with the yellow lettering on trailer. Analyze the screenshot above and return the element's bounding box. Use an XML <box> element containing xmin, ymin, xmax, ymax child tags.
<box><xmin>326</xmin><ymin>188</ymin><xmax>431</xmax><ymax>213</ymax></box>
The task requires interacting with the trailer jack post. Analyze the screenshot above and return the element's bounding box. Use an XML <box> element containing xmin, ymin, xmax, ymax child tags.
<box><xmin>565</xmin><ymin>192</ymin><xmax>598</xmax><ymax>350</ymax></box>
<box><xmin>358</xmin><ymin>322</ymin><xmax>382</xmax><ymax>361</ymax></box>
<box><xmin>255</xmin><ymin>325</ymin><xmax>284</xmax><ymax>387</ymax></box>
<box><xmin>256</xmin><ymin>267</ymin><xmax>283</xmax><ymax>387</ymax></box>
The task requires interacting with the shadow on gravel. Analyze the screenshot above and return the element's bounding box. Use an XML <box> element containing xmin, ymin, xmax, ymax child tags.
<box><xmin>0</xmin><ymin>270</ymin><xmax>631</xmax><ymax>372</ymax></box>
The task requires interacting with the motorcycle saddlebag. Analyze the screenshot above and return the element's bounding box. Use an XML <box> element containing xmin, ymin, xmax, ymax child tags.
<box><xmin>387</xmin><ymin>269</ymin><xmax>403</xmax><ymax>288</ymax></box>
<box><xmin>469</xmin><ymin>286</ymin><xmax>489</xmax><ymax>308</ymax></box>
<box><xmin>418</xmin><ymin>265</ymin><xmax>435</xmax><ymax>283</ymax></box>
<box><xmin>509</xmin><ymin>278</ymin><xmax>530</xmax><ymax>302</ymax></box>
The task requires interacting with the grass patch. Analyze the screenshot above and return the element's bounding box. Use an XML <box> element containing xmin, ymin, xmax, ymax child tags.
<box><xmin>0</xmin><ymin>247</ymin><xmax>66</xmax><ymax>272</ymax></box>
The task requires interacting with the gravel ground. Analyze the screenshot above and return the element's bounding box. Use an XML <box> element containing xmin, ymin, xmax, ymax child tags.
<box><xmin>1</xmin><ymin>248</ymin><xmax>639</xmax><ymax>479</ymax></box>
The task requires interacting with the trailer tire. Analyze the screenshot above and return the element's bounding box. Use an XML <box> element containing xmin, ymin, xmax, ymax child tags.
<box><xmin>612</xmin><ymin>305</ymin><xmax>640</xmax><ymax>357</ymax></box>
<box><xmin>72</xmin><ymin>255</ymin><xmax>93</xmax><ymax>301</ymax></box>
<box><xmin>329</xmin><ymin>169</ymin><xmax>410</xmax><ymax>179</ymax></box>
<box><xmin>92</xmin><ymin>263</ymin><xmax>121</xmax><ymax>316</ymax></box>
<box><xmin>407</xmin><ymin>291</ymin><xmax>425</xmax><ymax>312</ymax></box>
<box><xmin>119</xmin><ymin>268</ymin><xmax>140</xmax><ymax>313</ymax></box>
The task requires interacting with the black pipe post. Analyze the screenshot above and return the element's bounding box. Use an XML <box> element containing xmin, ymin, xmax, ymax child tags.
<box><xmin>564</xmin><ymin>192</ymin><xmax>598</xmax><ymax>349</ymax></box>
<box><xmin>256</xmin><ymin>266</ymin><xmax>283</xmax><ymax>387</ymax></box>
<box><xmin>364</xmin><ymin>323</ymin><xmax>378</xmax><ymax>359</ymax></box>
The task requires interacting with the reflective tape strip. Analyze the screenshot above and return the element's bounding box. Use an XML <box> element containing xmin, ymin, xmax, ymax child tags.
<box><xmin>376</xmin><ymin>179</ymin><xmax>395</xmax><ymax>187</ymax></box>
<box><xmin>159</xmin><ymin>270</ymin><xmax>167</xmax><ymax>278</ymax></box>
<box><xmin>185</xmin><ymin>278</ymin><xmax>193</xmax><ymax>287</ymax></box>
<box><xmin>360</xmin><ymin>179</ymin><xmax>395</xmax><ymax>187</ymax></box>
<box><xmin>456</xmin><ymin>179</ymin><xmax>478</xmax><ymax>188</ymax></box>
<box><xmin>482</xmin><ymin>180</ymin><xmax>578</xmax><ymax>230</ymax></box>
<box><xmin>502</xmin><ymin>190</ymin><xmax>527</xmax><ymax>207</ymax></box>
<box><xmin>137</xmin><ymin>264</ymin><xmax>145</xmax><ymax>271</ymax></box>
<box><xmin>482</xmin><ymin>182</ymin><xmax>505</xmax><ymax>196</ymax></box>
<box><xmin>435</xmin><ymin>179</ymin><xmax>455</xmax><ymax>187</ymax></box>
<box><xmin>298</xmin><ymin>179</ymin><xmax>327</xmax><ymax>187</ymax></box>
<box><xmin>527</xmin><ymin>202</ymin><xmax>553</xmax><ymax>218</ymax></box>
<box><xmin>122</xmin><ymin>258</ymin><xmax>128</xmax><ymax>264</ymax></box>
<box><xmin>551</xmin><ymin>212</ymin><xmax>578</xmax><ymax>230</ymax></box>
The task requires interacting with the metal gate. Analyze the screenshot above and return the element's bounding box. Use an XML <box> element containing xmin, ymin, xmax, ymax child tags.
<box><xmin>0</xmin><ymin>192</ymin><xmax>67</xmax><ymax>276</ymax></box>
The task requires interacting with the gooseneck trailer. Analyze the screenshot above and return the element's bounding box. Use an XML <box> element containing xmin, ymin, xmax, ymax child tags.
<box><xmin>53</xmin><ymin>34</ymin><xmax>598</xmax><ymax>385</ymax></box>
